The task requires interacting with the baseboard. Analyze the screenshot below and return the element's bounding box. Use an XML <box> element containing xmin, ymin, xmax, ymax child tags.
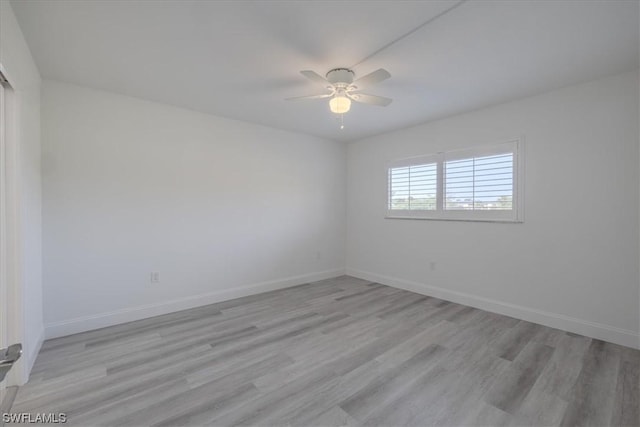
<box><xmin>45</xmin><ymin>269</ymin><xmax>345</xmax><ymax>339</ymax></box>
<box><xmin>346</xmin><ymin>268</ymin><xmax>640</xmax><ymax>349</ymax></box>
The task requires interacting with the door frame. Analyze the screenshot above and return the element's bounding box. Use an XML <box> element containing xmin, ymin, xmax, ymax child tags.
<box><xmin>0</xmin><ymin>62</ymin><xmax>26</xmax><ymax>393</ymax></box>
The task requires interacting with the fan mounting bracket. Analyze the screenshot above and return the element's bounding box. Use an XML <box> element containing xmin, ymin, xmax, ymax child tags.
<box><xmin>326</xmin><ymin>68</ymin><xmax>355</xmax><ymax>86</ymax></box>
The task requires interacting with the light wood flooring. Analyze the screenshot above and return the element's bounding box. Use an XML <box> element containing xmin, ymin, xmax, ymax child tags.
<box><xmin>7</xmin><ymin>276</ymin><xmax>640</xmax><ymax>426</ymax></box>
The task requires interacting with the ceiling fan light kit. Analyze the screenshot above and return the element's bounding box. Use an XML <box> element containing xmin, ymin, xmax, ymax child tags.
<box><xmin>287</xmin><ymin>67</ymin><xmax>392</xmax><ymax>127</ymax></box>
<box><xmin>329</xmin><ymin>95</ymin><xmax>351</xmax><ymax>114</ymax></box>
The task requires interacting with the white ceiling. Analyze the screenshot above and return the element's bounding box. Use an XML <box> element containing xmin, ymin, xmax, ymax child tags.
<box><xmin>10</xmin><ymin>0</ymin><xmax>640</xmax><ymax>142</ymax></box>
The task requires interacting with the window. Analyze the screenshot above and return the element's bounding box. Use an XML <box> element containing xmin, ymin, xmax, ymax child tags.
<box><xmin>389</xmin><ymin>162</ymin><xmax>437</xmax><ymax>211</ymax></box>
<box><xmin>387</xmin><ymin>140</ymin><xmax>523</xmax><ymax>222</ymax></box>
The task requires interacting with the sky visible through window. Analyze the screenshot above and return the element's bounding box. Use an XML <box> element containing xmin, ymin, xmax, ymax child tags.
<box><xmin>389</xmin><ymin>153</ymin><xmax>513</xmax><ymax>211</ymax></box>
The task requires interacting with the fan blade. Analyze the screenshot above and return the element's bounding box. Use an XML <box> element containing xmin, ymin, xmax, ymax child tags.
<box><xmin>300</xmin><ymin>70</ymin><xmax>329</xmax><ymax>86</ymax></box>
<box><xmin>353</xmin><ymin>69</ymin><xmax>391</xmax><ymax>89</ymax></box>
<box><xmin>285</xmin><ymin>93</ymin><xmax>333</xmax><ymax>101</ymax></box>
<box><xmin>347</xmin><ymin>92</ymin><xmax>393</xmax><ymax>106</ymax></box>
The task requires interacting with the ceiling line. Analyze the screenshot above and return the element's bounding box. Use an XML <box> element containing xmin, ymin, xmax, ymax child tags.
<box><xmin>349</xmin><ymin>0</ymin><xmax>469</xmax><ymax>70</ymax></box>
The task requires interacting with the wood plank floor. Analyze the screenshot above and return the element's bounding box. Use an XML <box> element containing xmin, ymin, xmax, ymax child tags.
<box><xmin>8</xmin><ymin>276</ymin><xmax>640</xmax><ymax>426</ymax></box>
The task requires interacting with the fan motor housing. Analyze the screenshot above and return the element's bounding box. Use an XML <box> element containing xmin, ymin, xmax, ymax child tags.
<box><xmin>326</xmin><ymin>68</ymin><xmax>354</xmax><ymax>86</ymax></box>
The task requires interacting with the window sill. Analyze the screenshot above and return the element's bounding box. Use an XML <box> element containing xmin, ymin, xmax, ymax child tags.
<box><xmin>384</xmin><ymin>215</ymin><xmax>523</xmax><ymax>223</ymax></box>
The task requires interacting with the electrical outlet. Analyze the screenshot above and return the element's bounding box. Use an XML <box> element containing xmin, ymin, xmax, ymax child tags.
<box><xmin>150</xmin><ymin>272</ymin><xmax>160</xmax><ymax>283</ymax></box>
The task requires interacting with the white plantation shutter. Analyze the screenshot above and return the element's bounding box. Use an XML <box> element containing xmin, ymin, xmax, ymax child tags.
<box><xmin>388</xmin><ymin>163</ymin><xmax>437</xmax><ymax>211</ymax></box>
<box><xmin>387</xmin><ymin>140</ymin><xmax>523</xmax><ymax>222</ymax></box>
<box><xmin>444</xmin><ymin>152</ymin><xmax>513</xmax><ymax>211</ymax></box>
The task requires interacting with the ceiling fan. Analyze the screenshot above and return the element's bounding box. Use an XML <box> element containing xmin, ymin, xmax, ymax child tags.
<box><xmin>286</xmin><ymin>68</ymin><xmax>392</xmax><ymax>115</ymax></box>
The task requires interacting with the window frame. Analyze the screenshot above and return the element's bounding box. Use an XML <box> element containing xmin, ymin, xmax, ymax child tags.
<box><xmin>386</xmin><ymin>139</ymin><xmax>524</xmax><ymax>223</ymax></box>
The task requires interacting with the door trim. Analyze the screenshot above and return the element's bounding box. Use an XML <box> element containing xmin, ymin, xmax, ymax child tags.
<box><xmin>0</xmin><ymin>63</ymin><xmax>26</xmax><ymax>389</ymax></box>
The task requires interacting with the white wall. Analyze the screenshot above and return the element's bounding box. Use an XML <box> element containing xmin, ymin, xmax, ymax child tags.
<box><xmin>347</xmin><ymin>71</ymin><xmax>640</xmax><ymax>348</ymax></box>
<box><xmin>0</xmin><ymin>1</ymin><xmax>44</xmax><ymax>382</ymax></box>
<box><xmin>42</xmin><ymin>81</ymin><xmax>346</xmax><ymax>337</ymax></box>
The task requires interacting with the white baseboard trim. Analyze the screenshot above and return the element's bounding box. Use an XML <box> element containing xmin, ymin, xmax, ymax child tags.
<box><xmin>346</xmin><ymin>268</ymin><xmax>640</xmax><ymax>349</ymax></box>
<box><xmin>45</xmin><ymin>269</ymin><xmax>345</xmax><ymax>339</ymax></box>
